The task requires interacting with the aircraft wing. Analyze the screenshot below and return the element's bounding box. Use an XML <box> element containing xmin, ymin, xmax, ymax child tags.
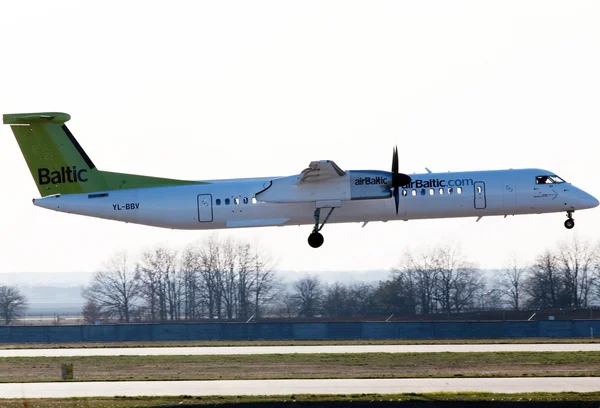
<box><xmin>297</xmin><ymin>160</ymin><xmax>346</xmax><ymax>183</ymax></box>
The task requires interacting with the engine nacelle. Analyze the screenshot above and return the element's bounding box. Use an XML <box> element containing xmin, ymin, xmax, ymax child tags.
<box><xmin>256</xmin><ymin>170</ymin><xmax>394</xmax><ymax>203</ymax></box>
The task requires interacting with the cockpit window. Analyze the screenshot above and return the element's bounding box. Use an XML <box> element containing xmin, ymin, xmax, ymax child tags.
<box><xmin>536</xmin><ymin>175</ymin><xmax>566</xmax><ymax>184</ymax></box>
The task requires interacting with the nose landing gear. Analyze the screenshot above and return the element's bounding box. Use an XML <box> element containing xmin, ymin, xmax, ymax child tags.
<box><xmin>564</xmin><ymin>211</ymin><xmax>575</xmax><ymax>229</ymax></box>
<box><xmin>308</xmin><ymin>207</ymin><xmax>335</xmax><ymax>248</ymax></box>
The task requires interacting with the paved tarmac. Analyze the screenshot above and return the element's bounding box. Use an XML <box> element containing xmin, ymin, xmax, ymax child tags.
<box><xmin>1</xmin><ymin>377</ymin><xmax>599</xmax><ymax>398</ymax></box>
<box><xmin>1</xmin><ymin>343</ymin><xmax>599</xmax><ymax>357</ymax></box>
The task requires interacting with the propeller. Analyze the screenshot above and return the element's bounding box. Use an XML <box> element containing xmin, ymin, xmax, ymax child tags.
<box><xmin>391</xmin><ymin>146</ymin><xmax>412</xmax><ymax>215</ymax></box>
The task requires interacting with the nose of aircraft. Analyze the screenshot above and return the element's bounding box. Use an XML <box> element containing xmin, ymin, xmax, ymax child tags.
<box><xmin>579</xmin><ymin>192</ymin><xmax>600</xmax><ymax>210</ymax></box>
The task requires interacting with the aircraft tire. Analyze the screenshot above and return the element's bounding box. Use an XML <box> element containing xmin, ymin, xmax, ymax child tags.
<box><xmin>308</xmin><ymin>232</ymin><xmax>324</xmax><ymax>248</ymax></box>
<box><xmin>564</xmin><ymin>219</ymin><xmax>575</xmax><ymax>229</ymax></box>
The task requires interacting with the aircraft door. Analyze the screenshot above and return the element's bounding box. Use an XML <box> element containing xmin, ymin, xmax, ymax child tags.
<box><xmin>197</xmin><ymin>194</ymin><xmax>213</xmax><ymax>222</ymax></box>
<box><xmin>474</xmin><ymin>181</ymin><xmax>486</xmax><ymax>209</ymax></box>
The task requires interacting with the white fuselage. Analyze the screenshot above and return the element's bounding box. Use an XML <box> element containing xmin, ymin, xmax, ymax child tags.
<box><xmin>32</xmin><ymin>168</ymin><xmax>599</xmax><ymax>230</ymax></box>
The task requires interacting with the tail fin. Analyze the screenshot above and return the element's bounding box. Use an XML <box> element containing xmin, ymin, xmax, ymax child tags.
<box><xmin>4</xmin><ymin>112</ymin><xmax>205</xmax><ymax>197</ymax></box>
<box><xmin>4</xmin><ymin>112</ymin><xmax>108</xmax><ymax>196</ymax></box>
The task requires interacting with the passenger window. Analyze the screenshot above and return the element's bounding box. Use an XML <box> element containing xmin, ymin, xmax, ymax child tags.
<box><xmin>402</xmin><ymin>190</ymin><xmax>407</xmax><ymax>197</ymax></box>
<box><xmin>216</xmin><ymin>199</ymin><xmax>221</xmax><ymax>206</ymax></box>
<box><xmin>234</xmin><ymin>198</ymin><xmax>240</xmax><ymax>205</ymax></box>
<box><xmin>439</xmin><ymin>188</ymin><xmax>444</xmax><ymax>195</ymax></box>
<box><xmin>448</xmin><ymin>187</ymin><xmax>453</xmax><ymax>195</ymax></box>
<box><xmin>225</xmin><ymin>198</ymin><xmax>230</xmax><ymax>205</ymax></box>
<box><xmin>252</xmin><ymin>197</ymin><xmax>257</xmax><ymax>204</ymax></box>
<box><xmin>243</xmin><ymin>197</ymin><xmax>249</xmax><ymax>204</ymax></box>
<box><xmin>429</xmin><ymin>188</ymin><xmax>434</xmax><ymax>196</ymax></box>
<box><xmin>457</xmin><ymin>187</ymin><xmax>462</xmax><ymax>194</ymax></box>
<box><xmin>420</xmin><ymin>188</ymin><xmax>426</xmax><ymax>196</ymax></box>
<box><xmin>411</xmin><ymin>189</ymin><xmax>417</xmax><ymax>196</ymax></box>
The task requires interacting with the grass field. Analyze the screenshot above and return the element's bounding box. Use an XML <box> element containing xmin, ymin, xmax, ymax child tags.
<box><xmin>0</xmin><ymin>337</ymin><xmax>598</xmax><ymax>349</ymax></box>
<box><xmin>2</xmin><ymin>340</ymin><xmax>599</xmax><ymax>406</ymax></box>
<box><xmin>2</xmin><ymin>392</ymin><xmax>600</xmax><ymax>407</ymax></box>
<box><xmin>0</xmin><ymin>351</ymin><xmax>598</xmax><ymax>383</ymax></box>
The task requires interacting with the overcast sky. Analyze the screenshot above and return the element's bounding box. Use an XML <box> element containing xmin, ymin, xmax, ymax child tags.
<box><xmin>1</xmin><ymin>1</ymin><xmax>599</xmax><ymax>278</ymax></box>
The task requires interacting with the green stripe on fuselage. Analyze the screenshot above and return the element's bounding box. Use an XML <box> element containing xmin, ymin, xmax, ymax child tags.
<box><xmin>100</xmin><ymin>171</ymin><xmax>208</xmax><ymax>191</ymax></box>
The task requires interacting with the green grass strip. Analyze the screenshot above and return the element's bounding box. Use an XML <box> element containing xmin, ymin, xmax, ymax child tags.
<box><xmin>2</xmin><ymin>392</ymin><xmax>600</xmax><ymax>407</ymax></box>
<box><xmin>0</xmin><ymin>352</ymin><xmax>598</xmax><ymax>383</ymax></box>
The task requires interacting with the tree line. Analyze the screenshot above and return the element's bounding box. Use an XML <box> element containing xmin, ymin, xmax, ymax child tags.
<box><xmin>283</xmin><ymin>238</ymin><xmax>600</xmax><ymax>318</ymax></box>
<box><xmin>82</xmin><ymin>237</ymin><xmax>278</xmax><ymax>323</ymax></box>
<box><xmin>2</xmin><ymin>236</ymin><xmax>597</xmax><ymax>325</ymax></box>
<box><xmin>80</xmin><ymin>236</ymin><xmax>600</xmax><ymax>324</ymax></box>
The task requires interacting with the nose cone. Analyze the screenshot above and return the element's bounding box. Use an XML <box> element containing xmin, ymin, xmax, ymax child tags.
<box><xmin>579</xmin><ymin>192</ymin><xmax>599</xmax><ymax>210</ymax></box>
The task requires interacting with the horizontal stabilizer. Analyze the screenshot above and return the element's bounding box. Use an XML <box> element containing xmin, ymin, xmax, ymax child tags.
<box><xmin>3</xmin><ymin>112</ymin><xmax>71</xmax><ymax>125</ymax></box>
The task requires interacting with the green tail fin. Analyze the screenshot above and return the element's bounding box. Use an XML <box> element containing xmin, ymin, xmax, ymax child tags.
<box><xmin>4</xmin><ymin>112</ymin><xmax>205</xmax><ymax>197</ymax></box>
<box><xmin>4</xmin><ymin>112</ymin><xmax>109</xmax><ymax>196</ymax></box>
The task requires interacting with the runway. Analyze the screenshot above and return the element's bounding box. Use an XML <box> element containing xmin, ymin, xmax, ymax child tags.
<box><xmin>1</xmin><ymin>343</ymin><xmax>599</xmax><ymax>357</ymax></box>
<box><xmin>1</xmin><ymin>377</ymin><xmax>599</xmax><ymax>398</ymax></box>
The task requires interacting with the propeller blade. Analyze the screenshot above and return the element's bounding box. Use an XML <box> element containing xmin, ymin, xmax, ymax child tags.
<box><xmin>390</xmin><ymin>145</ymin><xmax>410</xmax><ymax>215</ymax></box>
<box><xmin>391</xmin><ymin>145</ymin><xmax>411</xmax><ymax>186</ymax></box>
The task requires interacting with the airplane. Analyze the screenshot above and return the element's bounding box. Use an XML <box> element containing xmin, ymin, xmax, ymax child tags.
<box><xmin>4</xmin><ymin>112</ymin><xmax>599</xmax><ymax>248</ymax></box>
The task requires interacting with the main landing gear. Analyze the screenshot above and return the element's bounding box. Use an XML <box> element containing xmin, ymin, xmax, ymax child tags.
<box><xmin>564</xmin><ymin>211</ymin><xmax>575</xmax><ymax>229</ymax></box>
<box><xmin>308</xmin><ymin>207</ymin><xmax>335</xmax><ymax>248</ymax></box>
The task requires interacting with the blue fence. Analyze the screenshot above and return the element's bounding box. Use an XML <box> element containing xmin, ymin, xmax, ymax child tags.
<box><xmin>0</xmin><ymin>320</ymin><xmax>599</xmax><ymax>343</ymax></box>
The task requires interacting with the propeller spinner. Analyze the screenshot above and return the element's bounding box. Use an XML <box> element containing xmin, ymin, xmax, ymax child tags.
<box><xmin>391</xmin><ymin>146</ymin><xmax>411</xmax><ymax>215</ymax></box>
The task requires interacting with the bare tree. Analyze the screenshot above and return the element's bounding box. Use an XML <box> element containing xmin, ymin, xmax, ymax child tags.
<box><xmin>275</xmin><ymin>291</ymin><xmax>298</xmax><ymax>318</ymax></box>
<box><xmin>82</xmin><ymin>251</ymin><xmax>140</xmax><ymax>323</ymax></box>
<box><xmin>0</xmin><ymin>285</ymin><xmax>27</xmax><ymax>325</ymax></box>
<box><xmin>395</xmin><ymin>249</ymin><xmax>438</xmax><ymax>314</ymax></box>
<box><xmin>197</xmin><ymin>236</ymin><xmax>225</xmax><ymax>319</ymax></box>
<box><xmin>220</xmin><ymin>238</ymin><xmax>238</xmax><ymax>320</ymax></box>
<box><xmin>497</xmin><ymin>255</ymin><xmax>528</xmax><ymax>310</ymax></box>
<box><xmin>321</xmin><ymin>281</ymin><xmax>377</xmax><ymax>317</ymax></box>
<box><xmin>433</xmin><ymin>244</ymin><xmax>483</xmax><ymax>314</ymax></box>
<box><xmin>136</xmin><ymin>253</ymin><xmax>161</xmax><ymax>321</ymax></box>
<box><xmin>250</xmin><ymin>245</ymin><xmax>279</xmax><ymax>319</ymax></box>
<box><xmin>82</xmin><ymin>299</ymin><xmax>102</xmax><ymax>324</ymax></box>
<box><xmin>347</xmin><ymin>282</ymin><xmax>377</xmax><ymax>316</ymax></box>
<box><xmin>323</xmin><ymin>282</ymin><xmax>350</xmax><ymax>317</ymax></box>
<box><xmin>179</xmin><ymin>244</ymin><xmax>203</xmax><ymax>320</ymax></box>
<box><xmin>556</xmin><ymin>237</ymin><xmax>599</xmax><ymax>308</ymax></box>
<box><xmin>525</xmin><ymin>250</ymin><xmax>564</xmax><ymax>308</ymax></box>
<box><xmin>178</xmin><ymin>236</ymin><xmax>280</xmax><ymax>321</ymax></box>
<box><xmin>293</xmin><ymin>276</ymin><xmax>323</xmax><ymax>317</ymax></box>
<box><xmin>137</xmin><ymin>246</ymin><xmax>180</xmax><ymax>321</ymax></box>
<box><xmin>475</xmin><ymin>285</ymin><xmax>504</xmax><ymax>311</ymax></box>
<box><xmin>372</xmin><ymin>275</ymin><xmax>415</xmax><ymax>315</ymax></box>
<box><xmin>395</xmin><ymin>244</ymin><xmax>482</xmax><ymax>314</ymax></box>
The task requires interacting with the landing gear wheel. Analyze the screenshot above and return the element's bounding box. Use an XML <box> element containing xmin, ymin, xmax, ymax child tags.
<box><xmin>308</xmin><ymin>232</ymin><xmax>324</xmax><ymax>248</ymax></box>
<box><xmin>308</xmin><ymin>207</ymin><xmax>335</xmax><ymax>248</ymax></box>
<box><xmin>564</xmin><ymin>219</ymin><xmax>575</xmax><ymax>229</ymax></box>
